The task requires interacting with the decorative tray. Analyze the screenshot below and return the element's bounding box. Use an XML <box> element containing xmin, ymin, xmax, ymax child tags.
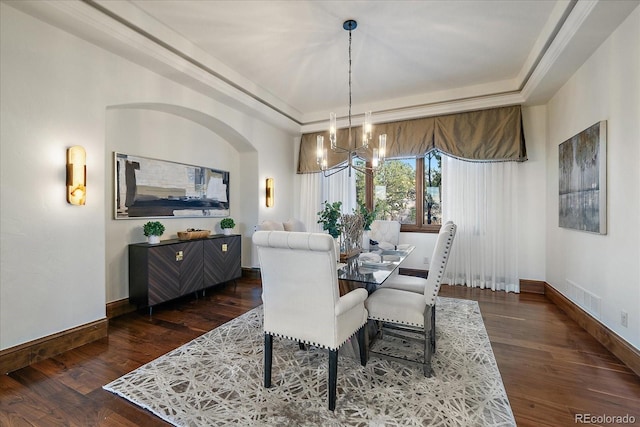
<box><xmin>177</xmin><ymin>229</ymin><xmax>211</xmax><ymax>240</ymax></box>
<box><xmin>359</xmin><ymin>261</ymin><xmax>396</xmax><ymax>270</ymax></box>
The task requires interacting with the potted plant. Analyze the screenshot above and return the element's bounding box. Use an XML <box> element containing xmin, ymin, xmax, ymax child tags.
<box><xmin>317</xmin><ymin>201</ymin><xmax>342</xmax><ymax>238</ymax></box>
<box><xmin>143</xmin><ymin>221</ymin><xmax>165</xmax><ymax>244</ymax></box>
<box><xmin>318</xmin><ymin>201</ymin><xmax>342</xmax><ymax>260</ymax></box>
<box><xmin>220</xmin><ymin>217</ymin><xmax>235</xmax><ymax>235</ymax></box>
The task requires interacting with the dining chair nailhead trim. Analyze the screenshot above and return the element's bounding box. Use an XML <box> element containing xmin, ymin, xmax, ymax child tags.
<box><xmin>265</xmin><ymin>323</ymin><xmax>367</xmax><ymax>351</ymax></box>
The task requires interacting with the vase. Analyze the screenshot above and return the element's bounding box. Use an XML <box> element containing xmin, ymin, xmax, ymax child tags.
<box><xmin>334</xmin><ymin>237</ymin><xmax>340</xmax><ymax>261</ymax></box>
<box><xmin>223</xmin><ymin>228</ymin><xmax>232</xmax><ymax>236</ymax></box>
<box><xmin>148</xmin><ymin>235</ymin><xmax>160</xmax><ymax>244</ymax></box>
<box><xmin>362</xmin><ymin>230</ymin><xmax>370</xmax><ymax>251</ymax></box>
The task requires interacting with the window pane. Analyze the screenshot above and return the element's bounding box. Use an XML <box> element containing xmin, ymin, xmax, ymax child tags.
<box><xmin>424</xmin><ymin>152</ymin><xmax>442</xmax><ymax>225</ymax></box>
<box><xmin>373</xmin><ymin>159</ymin><xmax>416</xmax><ymax>224</ymax></box>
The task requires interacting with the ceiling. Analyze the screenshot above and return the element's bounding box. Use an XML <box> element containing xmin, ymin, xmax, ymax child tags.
<box><xmin>126</xmin><ymin>0</ymin><xmax>638</xmax><ymax>124</ymax></box>
<box><xmin>129</xmin><ymin>0</ymin><xmax>559</xmax><ymax>116</ymax></box>
<box><xmin>12</xmin><ymin>0</ymin><xmax>638</xmax><ymax>130</ymax></box>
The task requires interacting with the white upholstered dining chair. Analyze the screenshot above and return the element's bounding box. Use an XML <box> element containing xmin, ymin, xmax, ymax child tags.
<box><xmin>252</xmin><ymin>230</ymin><xmax>368</xmax><ymax>411</ymax></box>
<box><xmin>380</xmin><ymin>221</ymin><xmax>455</xmax><ymax>294</ymax></box>
<box><xmin>369</xmin><ymin>220</ymin><xmax>401</xmax><ymax>249</ymax></box>
<box><xmin>365</xmin><ymin>222</ymin><xmax>456</xmax><ymax>376</ymax></box>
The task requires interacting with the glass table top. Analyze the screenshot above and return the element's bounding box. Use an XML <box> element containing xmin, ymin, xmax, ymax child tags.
<box><xmin>337</xmin><ymin>245</ymin><xmax>415</xmax><ymax>287</ymax></box>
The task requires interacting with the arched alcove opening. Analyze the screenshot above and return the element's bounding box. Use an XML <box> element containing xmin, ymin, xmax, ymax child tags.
<box><xmin>104</xmin><ymin>103</ymin><xmax>259</xmax><ymax>302</ymax></box>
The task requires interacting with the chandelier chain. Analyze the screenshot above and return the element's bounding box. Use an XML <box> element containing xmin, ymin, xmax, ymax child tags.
<box><xmin>348</xmin><ymin>28</ymin><xmax>353</xmax><ymax>146</ymax></box>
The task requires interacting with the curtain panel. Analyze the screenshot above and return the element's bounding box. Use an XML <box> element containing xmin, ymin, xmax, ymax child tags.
<box><xmin>441</xmin><ymin>157</ymin><xmax>520</xmax><ymax>293</ymax></box>
<box><xmin>298</xmin><ymin>105</ymin><xmax>526</xmax><ymax>173</ymax></box>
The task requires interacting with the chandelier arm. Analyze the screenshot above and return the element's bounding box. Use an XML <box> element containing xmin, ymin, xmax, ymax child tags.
<box><xmin>322</xmin><ymin>163</ymin><xmax>350</xmax><ymax>178</ymax></box>
<box><xmin>350</xmin><ymin>163</ymin><xmax>375</xmax><ymax>177</ymax></box>
<box><xmin>331</xmin><ymin>146</ymin><xmax>353</xmax><ymax>154</ymax></box>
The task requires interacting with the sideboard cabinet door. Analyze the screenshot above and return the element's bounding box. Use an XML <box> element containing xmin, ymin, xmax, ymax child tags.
<box><xmin>203</xmin><ymin>235</ymin><xmax>242</xmax><ymax>288</ymax></box>
<box><xmin>129</xmin><ymin>240</ymin><xmax>204</xmax><ymax>308</ymax></box>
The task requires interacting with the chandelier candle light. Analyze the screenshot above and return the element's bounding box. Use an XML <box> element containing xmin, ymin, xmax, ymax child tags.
<box><xmin>316</xmin><ymin>20</ymin><xmax>386</xmax><ymax>176</ymax></box>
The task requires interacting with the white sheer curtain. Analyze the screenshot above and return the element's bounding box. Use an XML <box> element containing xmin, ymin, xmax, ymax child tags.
<box><xmin>298</xmin><ymin>168</ymin><xmax>357</xmax><ymax>233</ymax></box>
<box><xmin>442</xmin><ymin>156</ymin><xmax>519</xmax><ymax>293</ymax></box>
<box><xmin>299</xmin><ymin>172</ymin><xmax>323</xmax><ymax>233</ymax></box>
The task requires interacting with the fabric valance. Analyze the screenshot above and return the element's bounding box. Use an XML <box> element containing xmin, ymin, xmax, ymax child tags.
<box><xmin>297</xmin><ymin>105</ymin><xmax>526</xmax><ymax>173</ymax></box>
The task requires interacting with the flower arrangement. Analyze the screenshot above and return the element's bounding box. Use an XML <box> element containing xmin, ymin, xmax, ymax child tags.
<box><xmin>341</xmin><ymin>213</ymin><xmax>364</xmax><ymax>252</ymax></box>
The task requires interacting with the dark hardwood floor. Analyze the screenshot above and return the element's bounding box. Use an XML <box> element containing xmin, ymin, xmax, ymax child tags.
<box><xmin>1</xmin><ymin>278</ymin><xmax>639</xmax><ymax>426</ymax></box>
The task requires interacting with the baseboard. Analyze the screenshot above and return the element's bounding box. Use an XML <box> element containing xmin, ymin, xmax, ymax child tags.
<box><xmin>545</xmin><ymin>283</ymin><xmax>640</xmax><ymax>378</ymax></box>
<box><xmin>242</xmin><ymin>267</ymin><xmax>261</xmax><ymax>279</ymax></box>
<box><xmin>0</xmin><ymin>319</ymin><xmax>108</xmax><ymax>375</ymax></box>
<box><xmin>108</xmin><ymin>269</ymin><xmax>258</xmax><ymax>319</ymax></box>
<box><xmin>106</xmin><ymin>298</ymin><xmax>137</xmax><ymax>319</ymax></box>
<box><xmin>519</xmin><ymin>279</ymin><xmax>545</xmax><ymax>294</ymax></box>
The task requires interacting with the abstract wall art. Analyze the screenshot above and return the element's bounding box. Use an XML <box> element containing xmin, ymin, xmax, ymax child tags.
<box><xmin>558</xmin><ymin>121</ymin><xmax>607</xmax><ymax>234</ymax></box>
<box><xmin>114</xmin><ymin>153</ymin><xmax>230</xmax><ymax>219</ymax></box>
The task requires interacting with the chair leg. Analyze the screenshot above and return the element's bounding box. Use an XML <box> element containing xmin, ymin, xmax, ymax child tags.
<box><xmin>357</xmin><ymin>326</ymin><xmax>367</xmax><ymax>366</ymax></box>
<box><xmin>264</xmin><ymin>333</ymin><xmax>273</xmax><ymax>388</ymax></box>
<box><xmin>431</xmin><ymin>306</ymin><xmax>436</xmax><ymax>353</ymax></box>
<box><xmin>376</xmin><ymin>320</ymin><xmax>384</xmax><ymax>339</ymax></box>
<box><xmin>423</xmin><ymin>306</ymin><xmax>433</xmax><ymax>377</ymax></box>
<box><xmin>328</xmin><ymin>349</ymin><xmax>338</xmax><ymax>411</ymax></box>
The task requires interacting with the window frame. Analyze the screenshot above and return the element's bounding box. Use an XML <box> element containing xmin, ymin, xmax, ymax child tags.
<box><xmin>363</xmin><ymin>156</ymin><xmax>441</xmax><ymax>234</ymax></box>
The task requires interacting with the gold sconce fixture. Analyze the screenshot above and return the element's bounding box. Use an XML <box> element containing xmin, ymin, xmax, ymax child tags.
<box><xmin>66</xmin><ymin>145</ymin><xmax>86</xmax><ymax>205</ymax></box>
<box><xmin>266</xmin><ymin>178</ymin><xmax>274</xmax><ymax>207</ymax></box>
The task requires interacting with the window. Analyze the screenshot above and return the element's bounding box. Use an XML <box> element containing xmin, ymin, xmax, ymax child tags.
<box><xmin>355</xmin><ymin>151</ymin><xmax>442</xmax><ymax>232</ymax></box>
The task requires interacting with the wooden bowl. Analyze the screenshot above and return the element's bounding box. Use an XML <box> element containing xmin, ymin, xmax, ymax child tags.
<box><xmin>177</xmin><ymin>230</ymin><xmax>211</xmax><ymax>240</ymax></box>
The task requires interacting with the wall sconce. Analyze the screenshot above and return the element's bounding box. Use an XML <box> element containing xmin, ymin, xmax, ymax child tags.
<box><xmin>265</xmin><ymin>178</ymin><xmax>274</xmax><ymax>207</ymax></box>
<box><xmin>67</xmin><ymin>145</ymin><xmax>86</xmax><ymax>205</ymax></box>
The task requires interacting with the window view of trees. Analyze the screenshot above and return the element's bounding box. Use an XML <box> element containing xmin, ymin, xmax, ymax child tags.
<box><xmin>355</xmin><ymin>151</ymin><xmax>442</xmax><ymax>232</ymax></box>
<box><xmin>374</xmin><ymin>159</ymin><xmax>417</xmax><ymax>223</ymax></box>
<box><xmin>424</xmin><ymin>151</ymin><xmax>442</xmax><ymax>225</ymax></box>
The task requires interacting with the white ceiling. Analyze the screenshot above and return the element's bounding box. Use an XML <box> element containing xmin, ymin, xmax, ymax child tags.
<box><xmin>12</xmin><ymin>0</ymin><xmax>638</xmax><ymax>129</ymax></box>
<box><xmin>129</xmin><ymin>0</ymin><xmax>558</xmax><ymax>116</ymax></box>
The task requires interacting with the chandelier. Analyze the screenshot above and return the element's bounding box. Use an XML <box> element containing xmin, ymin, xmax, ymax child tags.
<box><xmin>316</xmin><ymin>19</ymin><xmax>386</xmax><ymax>177</ymax></box>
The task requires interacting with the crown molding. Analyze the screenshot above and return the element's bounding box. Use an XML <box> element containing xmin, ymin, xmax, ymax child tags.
<box><xmin>521</xmin><ymin>0</ymin><xmax>597</xmax><ymax>101</ymax></box>
<box><xmin>6</xmin><ymin>0</ymin><xmax>628</xmax><ymax>133</ymax></box>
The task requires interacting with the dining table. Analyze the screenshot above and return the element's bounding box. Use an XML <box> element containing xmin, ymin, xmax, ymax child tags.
<box><xmin>337</xmin><ymin>244</ymin><xmax>415</xmax><ymax>296</ymax></box>
<box><xmin>336</xmin><ymin>244</ymin><xmax>416</xmax><ymax>355</ymax></box>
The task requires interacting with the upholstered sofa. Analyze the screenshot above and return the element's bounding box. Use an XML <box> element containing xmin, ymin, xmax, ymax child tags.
<box><xmin>256</xmin><ymin>219</ymin><xmax>307</xmax><ymax>232</ymax></box>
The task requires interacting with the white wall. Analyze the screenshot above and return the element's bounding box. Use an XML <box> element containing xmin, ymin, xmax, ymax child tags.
<box><xmin>519</xmin><ymin>105</ymin><xmax>547</xmax><ymax>281</ymax></box>
<box><xmin>0</xmin><ymin>4</ymin><xmax>296</xmax><ymax>349</ymax></box>
<box><xmin>545</xmin><ymin>7</ymin><xmax>640</xmax><ymax>349</ymax></box>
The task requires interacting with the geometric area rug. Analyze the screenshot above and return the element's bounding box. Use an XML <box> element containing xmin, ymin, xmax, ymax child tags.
<box><xmin>103</xmin><ymin>297</ymin><xmax>515</xmax><ymax>426</ymax></box>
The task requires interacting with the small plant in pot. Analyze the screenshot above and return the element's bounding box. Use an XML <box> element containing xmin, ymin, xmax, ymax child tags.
<box><xmin>143</xmin><ymin>221</ymin><xmax>165</xmax><ymax>244</ymax></box>
<box><xmin>220</xmin><ymin>218</ymin><xmax>235</xmax><ymax>235</ymax></box>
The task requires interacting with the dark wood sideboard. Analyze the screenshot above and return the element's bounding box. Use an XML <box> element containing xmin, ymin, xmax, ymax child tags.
<box><xmin>129</xmin><ymin>234</ymin><xmax>241</xmax><ymax>310</ymax></box>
